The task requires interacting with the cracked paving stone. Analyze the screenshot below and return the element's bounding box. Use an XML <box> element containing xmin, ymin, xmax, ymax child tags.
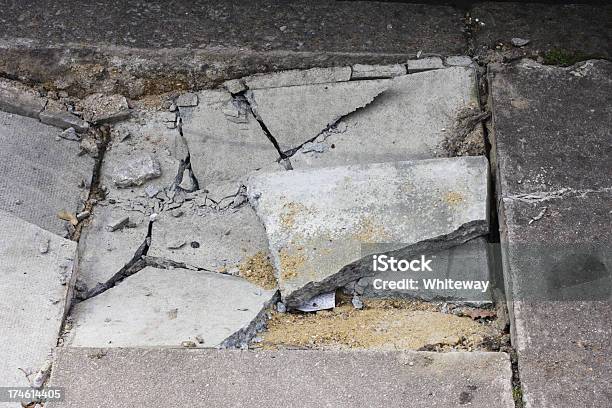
<box><xmin>46</xmin><ymin>348</ymin><xmax>514</xmax><ymax>408</ymax></box>
<box><xmin>66</xmin><ymin>266</ymin><xmax>276</xmax><ymax>348</ymax></box>
<box><xmin>147</xmin><ymin>186</ymin><xmax>272</xmax><ymax>277</ymax></box>
<box><xmin>245</xmin><ymin>78</ymin><xmax>390</xmax><ymax>152</ymax></box>
<box><xmin>289</xmin><ymin>67</ymin><xmax>480</xmax><ymax>170</ymax></box>
<box><xmin>248</xmin><ymin>156</ymin><xmax>489</xmax><ymax>307</ymax></box>
<box><xmin>0</xmin><ymin>209</ymin><xmax>77</xmax><ymax>390</ymax></box>
<box><xmin>0</xmin><ymin>110</ymin><xmax>94</xmax><ymax>236</ymax></box>
<box><xmin>77</xmin><ymin>206</ymin><xmax>149</xmax><ymax>290</ymax></box>
<box><xmin>180</xmin><ymin>90</ymin><xmax>283</xmax><ymax>190</ymax></box>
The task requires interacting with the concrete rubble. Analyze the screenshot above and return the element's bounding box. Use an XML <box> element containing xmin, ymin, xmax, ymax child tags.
<box><xmin>0</xmin><ymin>210</ymin><xmax>77</xmax><ymax>392</ymax></box>
<box><xmin>0</xmin><ymin>110</ymin><xmax>94</xmax><ymax>236</ymax></box>
<box><xmin>79</xmin><ymin>93</ymin><xmax>131</xmax><ymax>124</ymax></box>
<box><xmin>289</xmin><ymin>67</ymin><xmax>480</xmax><ymax>169</ymax></box>
<box><xmin>66</xmin><ymin>266</ymin><xmax>276</xmax><ymax>348</ymax></box>
<box><xmin>248</xmin><ymin>156</ymin><xmax>489</xmax><ymax>307</ymax></box>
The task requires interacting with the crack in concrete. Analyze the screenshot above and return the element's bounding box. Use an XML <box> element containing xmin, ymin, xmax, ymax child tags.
<box><xmin>503</xmin><ymin>187</ymin><xmax>612</xmax><ymax>203</ymax></box>
<box><xmin>283</xmin><ymin>220</ymin><xmax>489</xmax><ymax>309</ymax></box>
<box><xmin>239</xmin><ymin>92</ymin><xmax>286</xmax><ymax>160</ymax></box>
<box><xmin>174</xmin><ymin>112</ymin><xmax>200</xmax><ymax>192</ymax></box>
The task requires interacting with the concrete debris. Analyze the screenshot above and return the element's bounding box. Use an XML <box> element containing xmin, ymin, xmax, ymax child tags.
<box><xmin>351</xmin><ymin>64</ymin><xmax>407</xmax><ymax>79</ymax></box>
<box><xmin>66</xmin><ymin>266</ymin><xmax>276</xmax><ymax>348</ymax></box>
<box><xmin>111</xmin><ymin>154</ymin><xmax>162</xmax><ymax>188</ymax></box>
<box><xmin>248</xmin><ymin>156</ymin><xmax>489</xmax><ymax>307</ymax></box>
<box><xmin>38</xmin><ymin>237</ymin><xmax>50</xmax><ymax>254</ymax></box>
<box><xmin>511</xmin><ymin>37</ymin><xmax>530</xmax><ymax>47</ymax></box>
<box><xmin>60</xmin><ymin>127</ymin><xmax>80</xmax><ymax>141</ymax></box>
<box><xmin>39</xmin><ymin>110</ymin><xmax>90</xmax><ymax>132</ymax></box>
<box><xmin>221</xmin><ymin>98</ymin><xmax>250</xmax><ymax>123</ymax></box>
<box><xmin>177</xmin><ymin>169</ymin><xmax>195</xmax><ymax>191</ymax></box>
<box><xmin>80</xmin><ymin>93</ymin><xmax>131</xmax><ymax>124</ymax></box>
<box><xmin>0</xmin><ymin>78</ymin><xmax>47</xmax><ymax>119</ymax></box>
<box><xmin>76</xmin><ymin>210</ymin><xmax>90</xmax><ymax>221</ymax></box>
<box><xmin>276</xmin><ymin>302</ymin><xmax>287</xmax><ymax>314</ymax></box>
<box><xmin>176</xmin><ymin>92</ymin><xmax>199</xmax><ymax>107</ymax></box>
<box><xmin>445</xmin><ymin>56</ymin><xmax>474</xmax><ymax>67</ymax></box>
<box><xmin>246</xmin><ymin>79</ymin><xmax>390</xmax><ymax>151</ymax></box>
<box><xmin>144</xmin><ymin>185</ymin><xmax>160</xmax><ymax>198</ymax></box>
<box><xmin>29</xmin><ymin>360</ymin><xmax>52</xmax><ymax>389</ymax></box>
<box><xmin>106</xmin><ymin>215</ymin><xmax>130</xmax><ymax>232</ymax></box>
<box><xmin>79</xmin><ymin>135</ymin><xmax>99</xmax><ymax>157</ymax></box>
<box><xmin>243</xmin><ymin>66</ymin><xmax>352</xmax><ymax>89</ymax></box>
<box><xmin>406</xmin><ymin>57</ymin><xmax>444</xmax><ymax>73</ymax></box>
<box><xmin>223</xmin><ymin>78</ymin><xmax>247</xmax><ymax>94</ymax></box>
<box><xmin>351</xmin><ymin>295</ymin><xmax>364</xmax><ymax>310</ymax></box>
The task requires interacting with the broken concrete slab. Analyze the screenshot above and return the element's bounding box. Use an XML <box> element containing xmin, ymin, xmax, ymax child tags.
<box><xmin>407</xmin><ymin>56</ymin><xmax>444</xmax><ymax>73</ymax></box>
<box><xmin>246</xmin><ymin>79</ymin><xmax>390</xmax><ymax>152</ymax></box>
<box><xmin>67</xmin><ymin>266</ymin><xmax>276</xmax><ymax>348</ymax></box>
<box><xmin>39</xmin><ymin>110</ymin><xmax>90</xmax><ymax>132</ymax></box>
<box><xmin>472</xmin><ymin>2</ymin><xmax>611</xmax><ymax>61</ymax></box>
<box><xmin>0</xmin><ymin>110</ymin><xmax>94</xmax><ymax>236</ymax></box>
<box><xmin>248</xmin><ymin>156</ymin><xmax>489</xmax><ymax>307</ymax></box>
<box><xmin>244</xmin><ymin>66</ymin><xmax>351</xmax><ymax>89</ymax></box>
<box><xmin>358</xmin><ymin>237</ymin><xmax>494</xmax><ymax>304</ymax></box>
<box><xmin>176</xmin><ymin>92</ymin><xmax>198</xmax><ymax>107</ymax></box>
<box><xmin>179</xmin><ymin>90</ymin><xmax>282</xmax><ymax>189</ymax></box>
<box><xmin>289</xmin><ymin>67</ymin><xmax>480</xmax><ymax>170</ymax></box>
<box><xmin>48</xmin><ymin>348</ymin><xmax>514</xmax><ymax>408</ymax></box>
<box><xmin>351</xmin><ymin>63</ymin><xmax>407</xmax><ymax>79</ymax></box>
<box><xmin>445</xmin><ymin>55</ymin><xmax>474</xmax><ymax>67</ymax></box>
<box><xmin>77</xmin><ymin>205</ymin><xmax>149</xmax><ymax>291</ymax></box>
<box><xmin>148</xmin><ymin>189</ymin><xmax>271</xmax><ymax>277</ymax></box>
<box><xmin>490</xmin><ymin>59</ymin><xmax>612</xmax><ymax>407</ymax></box>
<box><xmin>0</xmin><ymin>209</ymin><xmax>76</xmax><ymax>391</ymax></box>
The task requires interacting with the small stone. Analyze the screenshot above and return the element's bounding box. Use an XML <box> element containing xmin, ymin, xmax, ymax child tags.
<box><xmin>111</xmin><ymin>154</ymin><xmax>162</xmax><ymax>188</ymax></box>
<box><xmin>276</xmin><ymin>302</ymin><xmax>287</xmax><ymax>314</ymax></box>
<box><xmin>59</xmin><ymin>127</ymin><xmax>80</xmax><ymax>141</ymax></box>
<box><xmin>169</xmin><ymin>103</ymin><xmax>177</xmax><ymax>112</ymax></box>
<box><xmin>171</xmin><ymin>209</ymin><xmax>184</xmax><ymax>218</ymax></box>
<box><xmin>176</xmin><ymin>93</ymin><xmax>198</xmax><ymax>107</ymax></box>
<box><xmin>38</xmin><ymin>238</ymin><xmax>50</xmax><ymax>254</ymax></box>
<box><xmin>149</xmin><ymin>213</ymin><xmax>158</xmax><ymax>222</ymax></box>
<box><xmin>167</xmin><ymin>239</ymin><xmax>186</xmax><ymax>249</ymax></box>
<box><xmin>181</xmin><ymin>340</ymin><xmax>197</xmax><ymax>348</ymax></box>
<box><xmin>145</xmin><ymin>185</ymin><xmax>160</xmax><ymax>198</ymax></box>
<box><xmin>76</xmin><ymin>211</ymin><xmax>90</xmax><ymax>221</ymax></box>
<box><xmin>223</xmin><ymin>79</ymin><xmax>247</xmax><ymax>94</ymax></box>
<box><xmin>195</xmin><ymin>335</ymin><xmax>205</xmax><ymax>344</ymax></box>
<box><xmin>351</xmin><ymin>295</ymin><xmax>364</xmax><ymax>310</ymax></box>
<box><xmin>279</xmin><ymin>25</ymin><xmax>287</xmax><ymax>32</ymax></box>
<box><xmin>511</xmin><ymin>37</ymin><xmax>530</xmax><ymax>47</ymax></box>
<box><xmin>107</xmin><ymin>216</ymin><xmax>129</xmax><ymax>232</ymax></box>
<box><xmin>178</xmin><ymin>170</ymin><xmax>196</xmax><ymax>191</ymax></box>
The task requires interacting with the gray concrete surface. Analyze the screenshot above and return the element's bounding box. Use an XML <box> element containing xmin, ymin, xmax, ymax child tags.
<box><xmin>180</xmin><ymin>90</ymin><xmax>282</xmax><ymax>190</ymax></box>
<box><xmin>288</xmin><ymin>67</ymin><xmax>480</xmax><ymax>169</ymax></box>
<box><xmin>244</xmin><ymin>66</ymin><xmax>352</xmax><ymax>89</ymax></box>
<box><xmin>48</xmin><ymin>348</ymin><xmax>514</xmax><ymax>408</ymax></box>
<box><xmin>472</xmin><ymin>2</ymin><xmax>611</xmax><ymax>61</ymax></box>
<box><xmin>0</xmin><ymin>210</ymin><xmax>76</xmax><ymax>394</ymax></box>
<box><xmin>67</xmin><ymin>266</ymin><xmax>275</xmax><ymax>348</ymax></box>
<box><xmin>0</xmin><ymin>110</ymin><xmax>93</xmax><ymax>236</ymax></box>
<box><xmin>246</xmin><ymin>79</ymin><xmax>390</xmax><ymax>152</ymax></box>
<box><xmin>0</xmin><ymin>1</ymin><xmax>466</xmax><ymax>97</ymax></box>
<box><xmin>248</xmin><ymin>156</ymin><xmax>489</xmax><ymax>306</ymax></box>
<box><xmin>490</xmin><ymin>59</ymin><xmax>612</xmax><ymax>408</ymax></box>
<box><xmin>148</xmin><ymin>191</ymin><xmax>271</xmax><ymax>275</ymax></box>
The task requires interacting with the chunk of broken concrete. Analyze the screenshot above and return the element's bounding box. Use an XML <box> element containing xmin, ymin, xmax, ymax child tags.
<box><xmin>351</xmin><ymin>64</ymin><xmax>407</xmax><ymax>79</ymax></box>
<box><xmin>39</xmin><ymin>110</ymin><xmax>90</xmax><ymax>132</ymax></box>
<box><xmin>445</xmin><ymin>56</ymin><xmax>474</xmax><ymax>67</ymax></box>
<box><xmin>0</xmin><ymin>78</ymin><xmax>47</xmax><ymax>119</ymax></box>
<box><xmin>176</xmin><ymin>92</ymin><xmax>199</xmax><ymax>107</ymax></box>
<box><xmin>248</xmin><ymin>156</ymin><xmax>489</xmax><ymax>307</ymax></box>
<box><xmin>246</xmin><ymin>79</ymin><xmax>390</xmax><ymax>152</ymax></box>
<box><xmin>0</xmin><ymin>209</ymin><xmax>77</xmax><ymax>389</ymax></box>
<box><xmin>80</xmin><ymin>93</ymin><xmax>131</xmax><ymax>124</ymax></box>
<box><xmin>243</xmin><ymin>66</ymin><xmax>351</xmax><ymax>89</ymax></box>
<box><xmin>66</xmin><ymin>266</ymin><xmax>276</xmax><ymax>347</ymax></box>
<box><xmin>407</xmin><ymin>57</ymin><xmax>444</xmax><ymax>73</ymax></box>
<box><xmin>223</xmin><ymin>78</ymin><xmax>247</xmax><ymax>94</ymax></box>
<box><xmin>111</xmin><ymin>153</ymin><xmax>162</xmax><ymax>188</ymax></box>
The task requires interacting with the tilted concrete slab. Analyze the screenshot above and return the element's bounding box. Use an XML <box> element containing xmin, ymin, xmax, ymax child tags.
<box><xmin>248</xmin><ymin>156</ymin><xmax>489</xmax><ymax>306</ymax></box>
<box><xmin>148</xmin><ymin>190</ymin><xmax>271</xmax><ymax>276</ymax></box>
<box><xmin>358</xmin><ymin>237</ymin><xmax>494</xmax><ymax>304</ymax></box>
<box><xmin>0</xmin><ymin>210</ymin><xmax>76</xmax><ymax>391</ymax></box>
<box><xmin>67</xmin><ymin>267</ymin><xmax>275</xmax><ymax>348</ymax></box>
<box><xmin>48</xmin><ymin>348</ymin><xmax>514</xmax><ymax>408</ymax></box>
<box><xmin>246</xmin><ymin>79</ymin><xmax>390</xmax><ymax>152</ymax></box>
<box><xmin>490</xmin><ymin>60</ymin><xmax>612</xmax><ymax>408</ymax></box>
<box><xmin>289</xmin><ymin>67</ymin><xmax>479</xmax><ymax>169</ymax></box>
<box><xmin>0</xmin><ymin>110</ymin><xmax>93</xmax><ymax>236</ymax></box>
<box><xmin>180</xmin><ymin>90</ymin><xmax>282</xmax><ymax>190</ymax></box>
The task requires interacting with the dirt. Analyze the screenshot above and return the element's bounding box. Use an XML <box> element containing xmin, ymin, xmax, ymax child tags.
<box><xmin>441</xmin><ymin>103</ymin><xmax>488</xmax><ymax>157</ymax></box>
<box><xmin>255</xmin><ymin>299</ymin><xmax>504</xmax><ymax>352</ymax></box>
<box><xmin>238</xmin><ymin>251</ymin><xmax>278</xmax><ymax>290</ymax></box>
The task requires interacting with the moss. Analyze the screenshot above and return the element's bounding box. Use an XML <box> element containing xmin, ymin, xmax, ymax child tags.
<box><xmin>542</xmin><ymin>49</ymin><xmax>597</xmax><ymax>66</ymax></box>
<box><xmin>512</xmin><ymin>386</ymin><xmax>524</xmax><ymax>407</ymax></box>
